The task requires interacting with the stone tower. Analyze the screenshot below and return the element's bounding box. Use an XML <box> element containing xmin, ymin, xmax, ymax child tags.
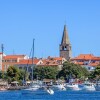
<box><xmin>59</xmin><ymin>25</ymin><xmax>72</xmax><ymax>60</ymax></box>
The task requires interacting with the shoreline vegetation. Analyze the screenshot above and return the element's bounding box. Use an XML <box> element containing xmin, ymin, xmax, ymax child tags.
<box><xmin>0</xmin><ymin>61</ymin><xmax>100</xmax><ymax>91</ymax></box>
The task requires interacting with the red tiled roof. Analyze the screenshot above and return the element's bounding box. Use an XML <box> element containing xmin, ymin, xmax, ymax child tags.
<box><xmin>89</xmin><ymin>61</ymin><xmax>100</xmax><ymax>67</ymax></box>
<box><xmin>17</xmin><ymin>59</ymin><xmax>40</xmax><ymax>65</ymax></box>
<box><xmin>53</xmin><ymin>57</ymin><xmax>63</xmax><ymax>60</ymax></box>
<box><xmin>72</xmin><ymin>54</ymin><xmax>95</xmax><ymax>60</ymax></box>
<box><xmin>74</xmin><ymin>62</ymin><xmax>84</xmax><ymax>65</ymax></box>
<box><xmin>39</xmin><ymin>58</ymin><xmax>59</xmax><ymax>66</ymax></box>
<box><xmin>47</xmin><ymin>56</ymin><xmax>63</xmax><ymax>61</ymax></box>
<box><xmin>3</xmin><ymin>55</ymin><xmax>26</xmax><ymax>59</ymax></box>
<box><xmin>92</xmin><ymin>57</ymin><xmax>100</xmax><ymax>60</ymax></box>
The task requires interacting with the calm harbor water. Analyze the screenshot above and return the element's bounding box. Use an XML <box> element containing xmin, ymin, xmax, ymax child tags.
<box><xmin>0</xmin><ymin>90</ymin><xmax>100</xmax><ymax>100</ymax></box>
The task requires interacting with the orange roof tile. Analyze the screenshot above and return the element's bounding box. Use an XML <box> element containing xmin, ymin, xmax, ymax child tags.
<box><xmin>74</xmin><ymin>62</ymin><xmax>84</xmax><ymax>65</ymax></box>
<box><xmin>72</xmin><ymin>54</ymin><xmax>95</xmax><ymax>60</ymax></box>
<box><xmin>47</xmin><ymin>56</ymin><xmax>63</xmax><ymax>61</ymax></box>
<box><xmin>17</xmin><ymin>59</ymin><xmax>40</xmax><ymax>65</ymax></box>
<box><xmin>3</xmin><ymin>55</ymin><xmax>26</xmax><ymax>59</ymax></box>
<box><xmin>53</xmin><ymin>57</ymin><xmax>63</xmax><ymax>60</ymax></box>
<box><xmin>92</xmin><ymin>57</ymin><xmax>100</xmax><ymax>60</ymax></box>
<box><xmin>88</xmin><ymin>61</ymin><xmax>100</xmax><ymax>67</ymax></box>
<box><xmin>39</xmin><ymin>58</ymin><xmax>59</xmax><ymax>66</ymax></box>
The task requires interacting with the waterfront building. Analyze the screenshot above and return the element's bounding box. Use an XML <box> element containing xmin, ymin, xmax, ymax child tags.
<box><xmin>2</xmin><ymin>54</ymin><xmax>28</xmax><ymax>71</ymax></box>
<box><xmin>39</xmin><ymin>56</ymin><xmax>66</xmax><ymax>70</ymax></box>
<box><xmin>15</xmin><ymin>56</ymin><xmax>66</xmax><ymax>72</ymax></box>
<box><xmin>15</xmin><ymin>58</ymin><xmax>43</xmax><ymax>73</ymax></box>
<box><xmin>71</xmin><ymin>54</ymin><xmax>100</xmax><ymax>71</ymax></box>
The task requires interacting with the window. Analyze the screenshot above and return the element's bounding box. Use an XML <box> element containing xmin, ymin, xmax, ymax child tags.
<box><xmin>64</xmin><ymin>46</ymin><xmax>67</xmax><ymax>50</ymax></box>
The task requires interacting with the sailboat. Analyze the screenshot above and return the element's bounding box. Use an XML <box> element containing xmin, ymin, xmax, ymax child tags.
<box><xmin>24</xmin><ymin>39</ymin><xmax>54</xmax><ymax>94</ymax></box>
<box><xmin>24</xmin><ymin>39</ymin><xmax>40</xmax><ymax>91</ymax></box>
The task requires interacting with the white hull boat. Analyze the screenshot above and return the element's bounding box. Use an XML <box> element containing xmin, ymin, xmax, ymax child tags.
<box><xmin>82</xmin><ymin>82</ymin><xmax>95</xmax><ymax>91</ymax></box>
<box><xmin>24</xmin><ymin>83</ymin><xmax>40</xmax><ymax>91</ymax></box>
<box><xmin>53</xmin><ymin>84</ymin><xmax>66</xmax><ymax>91</ymax></box>
<box><xmin>46</xmin><ymin>88</ymin><xmax>54</xmax><ymax>95</ymax></box>
<box><xmin>66</xmin><ymin>83</ymin><xmax>80</xmax><ymax>91</ymax></box>
<box><xmin>95</xmin><ymin>82</ymin><xmax>100</xmax><ymax>91</ymax></box>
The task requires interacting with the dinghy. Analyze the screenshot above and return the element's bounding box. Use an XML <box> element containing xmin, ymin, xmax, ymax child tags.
<box><xmin>46</xmin><ymin>88</ymin><xmax>54</xmax><ymax>95</ymax></box>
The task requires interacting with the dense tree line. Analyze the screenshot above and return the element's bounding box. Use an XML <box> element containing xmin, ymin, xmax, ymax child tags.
<box><xmin>58</xmin><ymin>61</ymin><xmax>89</xmax><ymax>80</ymax></box>
<box><xmin>89</xmin><ymin>65</ymin><xmax>100</xmax><ymax>81</ymax></box>
<box><xmin>33</xmin><ymin>66</ymin><xmax>58</xmax><ymax>80</ymax></box>
<box><xmin>0</xmin><ymin>62</ymin><xmax>100</xmax><ymax>83</ymax></box>
<box><xmin>0</xmin><ymin>66</ymin><xmax>29</xmax><ymax>84</ymax></box>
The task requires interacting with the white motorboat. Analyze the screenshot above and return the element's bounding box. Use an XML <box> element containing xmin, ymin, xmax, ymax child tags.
<box><xmin>0</xmin><ymin>87</ymin><xmax>7</xmax><ymax>91</ymax></box>
<box><xmin>46</xmin><ymin>88</ymin><xmax>54</xmax><ymax>95</ymax></box>
<box><xmin>66</xmin><ymin>83</ymin><xmax>80</xmax><ymax>91</ymax></box>
<box><xmin>82</xmin><ymin>82</ymin><xmax>95</xmax><ymax>91</ymax></box>
<box><xmin>53</xmin><ymin>83</ymin><xmax>66</xmax><ymax>91</ymax></box>
<box><xmin>95</xmin><ymin>81</ymin><xmax>100</xmax><ymax>91</ymax></box>
<box><xmin>24</xmin><ymin>82</ymin><xmax>41</xmax><ymax>91</ymax></box>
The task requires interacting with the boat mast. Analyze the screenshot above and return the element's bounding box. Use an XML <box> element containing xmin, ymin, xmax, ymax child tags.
<box><xmin>32</xmin><ymin>39</ymin><xmax>35</xmax><ymax>82</ymax></box>
<box><xmin>1</xmin><ymin>44</ymin><xmax>4</xmax><ymax>71</ymax></box>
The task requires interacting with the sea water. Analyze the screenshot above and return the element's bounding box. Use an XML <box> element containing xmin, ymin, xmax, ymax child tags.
<box><xmin>0</xmin><ymin>90</ymin><xmax>100</xmax><ymax>100</ymax></box>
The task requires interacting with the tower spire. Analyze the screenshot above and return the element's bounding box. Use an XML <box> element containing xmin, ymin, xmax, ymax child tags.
<box><xmin>61</xmin><ymin>25</ymin><xmax>70</xmax><ymax>44</ymax></box>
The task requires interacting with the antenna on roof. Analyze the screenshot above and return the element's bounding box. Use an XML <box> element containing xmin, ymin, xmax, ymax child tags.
<box><xmin>1</xmin><ymin>44</ymin><xmax>4</xmax><ymax>54</ymax></box>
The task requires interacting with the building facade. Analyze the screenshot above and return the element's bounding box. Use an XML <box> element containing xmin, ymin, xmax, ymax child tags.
<box><xmin>71</xmin><ymin>54</ymin><xmax>100</xmax><ymax>71</ymax></box>
<box><xmin>2</xmin><ymin>54</ymin><xmax>29</xmax><ymax>71</ymax></box>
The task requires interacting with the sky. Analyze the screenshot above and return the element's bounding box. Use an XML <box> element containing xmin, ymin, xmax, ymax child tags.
<box><xmin>0</xmin><ymin>0</ymin><xmax>100</xmax><ymax>58</ymax></box>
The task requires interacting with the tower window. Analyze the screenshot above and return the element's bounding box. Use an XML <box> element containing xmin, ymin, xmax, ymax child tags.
<box><xmin>64</xmin><ymin>46</ymin><xmax>67</xmax><ymax>50</ymax></box>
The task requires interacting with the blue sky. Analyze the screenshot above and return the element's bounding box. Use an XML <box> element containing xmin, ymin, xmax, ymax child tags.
<box><xmin>0</xmin><ymin>0</ymin><xmax>100</xmax><ymax>58</ymax></box>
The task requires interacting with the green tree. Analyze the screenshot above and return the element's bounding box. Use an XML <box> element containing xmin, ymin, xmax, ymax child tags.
<box><xmin>59</xmin><ymin>61</ymin><xmax>89</xmax><ymax>80</ymax></box>
<box><xmin>89</xmin><ymin>66</ymin><xmax>100</xmax><ymax>80</ymax></box>
<box><xmin>0</xmin><ymin>71</ymin><xmax>7</xmax><ymax>80</ymax></box>
<box><xmin>19</xmin><ymin>69</ymin><xmax>29</xmax><ymax>81</ymax></box>
<box><xmin>7</xmin><ymin>66</ymin><xmax>30</xmax><ymax>83</ymax></box>
<box><xmin>7</xmin><ymin>66</ymin><xmax>20</xmax><ymax>83</ymax></box>
<box><xmin>33</xmin><ymin>66</ymin><xmax>58</xmax><ymax>79</ymax></box>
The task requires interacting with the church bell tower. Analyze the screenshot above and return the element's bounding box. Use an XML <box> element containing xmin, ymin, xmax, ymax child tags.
<box><xmin>59</xmin><ymin>25</ymin><xmax>72</xmax><ymax>60</ymax></box>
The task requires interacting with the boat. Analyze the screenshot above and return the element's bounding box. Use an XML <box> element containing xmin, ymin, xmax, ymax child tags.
<box><xmin>53</xmin><ymin>83</ymin><xmax>66</xmax><ymax>91</ymax></box>
<box><xmin>23</xmin><ymin>39</ymin><xmax>41</xmax><ymax>91</ymax></box>
<box><xmin>0</xmin><ymin>87</ymin><xmax>7</xmax><ymax>91</ymax></box>
<box><xmin>82</xmin><ymin>81</ymin><xmax>95</xmax><ymax>91</ymax></box>
<box><xmin>45</xmin><ymin>87</ymin><xmax>54</xmax><ymax>95</ymax></box>
<box><xmin>66</xmin><ymin>82</ymin><xmax>81</xmax><ymax>91</ymax></box>
<box><xmin>95</xmin><ymin>81</ymin><xmax>100</xmax><ymax>91</ymax></box>
<box><xmin>24</xmin><ymin>82</ymin><xmax>41</xmax><ymax>91</ymax></box>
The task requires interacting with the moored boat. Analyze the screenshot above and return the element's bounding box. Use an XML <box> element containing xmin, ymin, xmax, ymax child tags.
<box><xmin>66</xmin><ymin>82</ymin><xmax>81</xmax><ymax>91</ymax></box>
<box><xmin>0</xmin><ymin>87</ymin><xmax>7</xmax><ymax>91</ymax></box>
<box><xmin>53</xmin><ymin>83</ymin><xmax>66</xmax><ymax>91</ymax></box>
<box><xmin>95</xmin><ymin>81</ymin><xmax>100</xmax><ymax>91</ymax></box>
<box><xmin>45</xmin><ymin>87</ymin><xmax>54</xmax><ymax>95</ymax></box>
<box><xmin>82</xmin><ymin>81</ymin><xmax>95</xmax><ymax>91</ymax></box>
